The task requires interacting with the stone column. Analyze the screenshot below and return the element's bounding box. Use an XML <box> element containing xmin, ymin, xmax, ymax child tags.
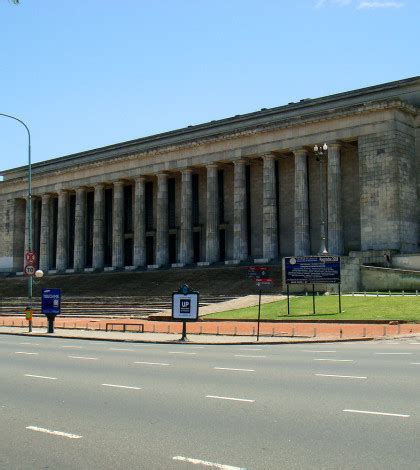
<box><xmin>73</xmin><ymin>187</ymin><xmax>87</xmax><ymax>270</ymax></box>
<box><xmin>133</xmin><ymin>176</ymin><xmax>146</xmax><ymax>266</ymax></box>
<box><xmin>56</xmin><ymin>190</ymin><xmax>69</xmax><ymax>271</ymax></box>
<box><xmin>327</xmin><ymin>143</ymin><xmax>344</xmax><ymax>255</ymax></box>
<box><xmin>156</xmin><ymin>173</ymin><xmax>169</xmax><ymax>266</ymax></box>
<box><xmin>39</xmin><ymin>194</ymin><xmax>51</xmax><ymax>271</ymax></box>
<box><xmin>24</xmin><ymin>196</ymin><xmax>32</xmax><ymax>252</ymax></box>
<box><xmin>233</xmin><ymin>160</ymin><xmax>248</xmax><ymax>261</ymax></box>
<box><xmin>179</xmin><ymin>169</ymin><xmax>193</xmax><ymax>264</ymax></box>
<box><xmin>112</xmin><ymin>181</ymin><xmax>124</xmax><ymax>268</ymax></box>
<box><xmin>206</xmin><ymin>164</ymin><xmax>219</xmax><ymax>263</ymax></box>
<box><xmin>262</xmin><ymin>154</ymin><xmax>278</xmax><ymax>260</ymax></box>
<box><xmin>92</xmin><ymin>183</ymin><xmax>105</xmax><ymax>269</ymax></box>
<box><xmin>294</xmin><ymin>149</ymin><xmax>310</xmax><ymax>255</ymax></box>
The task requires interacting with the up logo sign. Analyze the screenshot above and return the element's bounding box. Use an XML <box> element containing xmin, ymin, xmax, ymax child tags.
<box><xmin>180</xmin><ymin>298</ymin><xmax>191</xmax><ymax>314</ymax></box>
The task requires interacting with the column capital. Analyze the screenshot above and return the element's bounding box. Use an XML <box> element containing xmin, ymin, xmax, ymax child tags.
<box><xmin>134</xmin><ymin>175</ymin><xmax>146</xmax><ymax>183</ymax></box>
<box><xmin>206</xmin><ymin>163</ymin><xmax>219</xmax><ymax>170</ymax></box>
<box><xmin>113</xmin><ymin>180</ymin><xmax>125</xmax><ymax>188</ymax></box>
<box><xmin>41</xmin><ymin>194</ymin><xmax>51</xmax><ymax>203</ymax></box>
<box><xmin>292</xmin><ymin>148</ymin><xmax>309</xmax><ymax>158</ymax></box>
<box><xmin>260</xmin><ymin>152</ymin><xmax>276</xmax><ymax>160</ymax></box>
<box><xmin>181</xmin><ymin>168</ymin><xmax>193</xmax><ymax>175</ymax></box>
<box><xmin>327</xmin><ymin>142</ymin><xmax>342</xmax><ymax>151</ymax></box>
<box><xmin>75</xmin><ymin>186</ymin><xmax>87</xmax><ymax>194</ymax></box>
<box><xmin>233</xmin><ymin>159</ymin><xmax>247</xmax><ymax>166</ymax></box>
<box><xmin>94</xmin><ymin>182</ymin><xmax>106</xmax><ymax>189</ymax></box>
<box><xmin>58</xmin><ymin>189</ymin><xmax>70</xmax><ymax>196</ymax></box>
<box><xmin>157</xmin><ymin>172</ymin><xmax>169</xmax><ymax>181</ymax></box>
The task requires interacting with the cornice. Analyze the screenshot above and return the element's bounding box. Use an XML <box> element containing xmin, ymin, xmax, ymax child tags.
<box><xmin>1</xmin><ymin>98</ymin><xmax>417</xmax><ymax>187</ymax></box>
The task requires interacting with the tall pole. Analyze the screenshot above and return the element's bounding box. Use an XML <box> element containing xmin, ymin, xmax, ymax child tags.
<box><xmin>0</xmin><ymin>113</ymin><xmax>32</xmax><ymax>331</ymax></box>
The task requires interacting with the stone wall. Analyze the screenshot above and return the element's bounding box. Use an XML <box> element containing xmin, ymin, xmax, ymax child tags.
<box><xmin>391</xmin><ymin>254</ymin><xmax>420</xmax><ymax>271</ymax></box>
<box><xmin>361</xmin><ymin>266</ymin><xmax>420</xmax><ymax>291</ymax></box>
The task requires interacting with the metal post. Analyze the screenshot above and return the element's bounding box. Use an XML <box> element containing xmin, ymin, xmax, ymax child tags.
<box><xmin>312</xmin><ymin>284</ymin><xmax>316</xmax><ymax>315</ymax></box>
<box><xmin>0</xmin><ymin>114</ymin><xmax>32</xmax><ymax>333</ymax></box>
<box><xmin>314</xmin><ymin>144</ymin><xmax>328</xmax><ymax>255</ymax></box>
<box><xmin>338</xmin><ymin>283</ymin><xmax>342</xmax><ymax>313</ymax></box>
<box><xmin>287</xmin><ymin>284</ymin><xmax>290</xmax><ymax>315</ymax></box>
<box><xmin>256</xmin><ymin>289</ymin><xmax>262</xmax><ymax>341</ymax></box>
<box><xmin>180</xmin><ymin>320</ymin><xmax>188</xmax><ymax>341</ymax></box>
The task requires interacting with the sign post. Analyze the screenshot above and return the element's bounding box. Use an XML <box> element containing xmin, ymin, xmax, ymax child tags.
<box><xmin>172</xmin><ymin>284</ymin><xmax>199</xmax><ymax>342</ymax></box>
<box><xmin>24</xmin><ymin>250</ymin><xmax>37</xmax><ymax>332</ymax></box>
<box><xmin>41</xmin><ymin>288</ymin><xmax>61</xmax><ymax>333</ymax></box>
<box><xmin>248</xmin><ymin>266</ymin><xmax>274</xmax><ymax>341</ymax></box>
<box><xmin>284</xmin><ymin>256</ymin><xmax>341</xmax><ymax>315</ymax></box>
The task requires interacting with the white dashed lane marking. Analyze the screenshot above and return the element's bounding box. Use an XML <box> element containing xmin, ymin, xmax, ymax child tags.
<box><xmin>375</xmin><ymin>352</ymin><xmax>412</xmax><ymax>355</ymax></box>
<box><xmin>68</xmin><ymin>356</ymin><xmax>98</xmax><ymax>360</ymax></box>
<box><xmin>26</xmin><ymin>426</ymin><xmax>82</xmax><ymax>438</ymax></box>
<box><xmin>214</xmin><ymin>367</ymin><xmax>255</xmax><ymax>372</ymax></box>
<box><xmin>19</xmin><ymin>342</ymin><xmax>40</xmax><ymax>346</ymax></box>
<box><xmin>25</xmin><ymin>374</ymin><xmax>57</xmax><ymax>380</ymax></box>
<box><xmin>314</xmin><ymin>358</ymin><xmax>353</xmax><ymax>362</ymax></box>
<box><xmin>109</xmin><ymin>348</ymin><xmax>135</xmax><ymax>352</ymax></box>
<box><xmin>173</xmin><ymin>456</ymin><xmax>246</xmax><ymax>469</ymax></box>
<box><xmin>134</xmin><ymin>361</ymin><xmax>170</xmax><ymax>366</ymax></box>
<box><xmin>61</xmin><ymin>345</ymin><xmax>83</xmax><ymax>349</ymax></box>
<box><xmin>15</xmin><ymin>352</ymin><xmax>38</xmax><ymax>355</ymax></box>
<box><xmin>206</xmin><ymin>395</ymin><xmax>255</xmax><ymax>403</ymax></box>
<box><xmin>234</xmin><ymin>355</ymin><xmax>266</xmax><ymax>358</ymax></box>
<box><xmin>101</xmin><ymin>384</ymin><xmax>141</xmax><ymax>390</ymax></box>
<box><xmin>316</xmin><ymin>374</ymin><xmax>367</xmax><ymax>379</ymax></box>
<box><xmin>343</xmin><ymin>409</ymin><xmax>410</xmax><ymax>418</ymax></box>
<box><xmin>168</xmin><ymin>351</ymin><xmax>197</xmax><ymax>355</ymax></box>
<box><xmin>303</xmin><ymin>350</ymin><xmax>336</xmax><ymax>353</ymax></box>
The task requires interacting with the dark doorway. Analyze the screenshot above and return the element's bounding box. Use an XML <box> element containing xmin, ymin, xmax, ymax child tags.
<box><xmin>169</xmin><ymin>234</ymin><xmax>177</xmax><ymax>264</ymax></box>
<box><xmin>219</xmin><ymin>229</ymin><xmax>226</xmax><ymax>262</ymax></box>
<box><xmin>146</xmin><ymin>236</ymin><xmax>154</xmax><ymax>265</ymax></box>
<box><xmin>104</xmin><ymin>188</ymin><xmax>113</xmax><ymax>267</ymax></box>
<box><xmin>124</xmin><ymin>238</ymin><xmax>133</xmax><ymax>266</ymax></box>
<box><xmin>68</xmin><ymin>194</ymin><xmax>76</xmax><ymax>268</ymax></box>
<box><xmin>85</xmin><ymin>191</ymin><xmax>94</xmax><ymax>268</ymax></box>
<box><xmin>193</xmin><ymin>231</ymin><xmax>200</xmax><ymax>263</ymax></box>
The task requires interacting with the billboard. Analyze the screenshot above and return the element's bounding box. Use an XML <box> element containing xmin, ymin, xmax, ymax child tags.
<box><xmin>285</xmin><ymin>256</ymin><xmax>341</xmax><ymax>284</ymax></box>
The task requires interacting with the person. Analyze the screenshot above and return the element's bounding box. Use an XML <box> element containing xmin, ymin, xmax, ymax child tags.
<box><xmin>383</xmin><ymin>252</ymin><xmax>391</xmax><ymax>268</ymax></box>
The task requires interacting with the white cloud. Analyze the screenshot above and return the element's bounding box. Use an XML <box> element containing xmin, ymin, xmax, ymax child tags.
<box><xmin>316</xmin><ymin>0</ymin><xmax>352</xmax><ymax>7</ymax></box>
<box><xmin>357</xmin><ymin>2</ymin><xmax>404</xmax><ymax>8</ymax></box>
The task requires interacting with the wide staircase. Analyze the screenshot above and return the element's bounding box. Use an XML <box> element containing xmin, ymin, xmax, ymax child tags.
<box><xmin>0</xmin><ymin>265</ymin><xmax>282</xmax><ymax>318</ymax></box>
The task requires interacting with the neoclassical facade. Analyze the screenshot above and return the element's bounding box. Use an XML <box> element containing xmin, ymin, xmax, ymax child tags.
<box><xmin>1</xmin><ymin>77</ymin><xmax>419</xmax><ymax>275</ymax></box>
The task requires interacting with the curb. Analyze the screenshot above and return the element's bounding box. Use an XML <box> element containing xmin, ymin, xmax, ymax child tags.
<box><xmin>0</xmin><ymin>330</ymin><xmax>377</xmax><ymax>345</ymax></box>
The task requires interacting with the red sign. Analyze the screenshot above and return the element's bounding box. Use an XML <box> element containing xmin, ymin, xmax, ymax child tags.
<box><xmin>255</xmin><ymin>277</ymin><xmax>274</xmax><ymax>286</ymax></box>
<box><xmin>24</xmin><ymin>265</ymin><xmax>36</xmax><ymax>276</ymax></box>
<box><xmin>24</xmin><ymin>251</ymin><xmax>38</xmax><ymax>276</ymax></box>
<box><xmin>25</xmin><ymin>251</ymin><xmax>37</xmax><ymax>264</ymax></box>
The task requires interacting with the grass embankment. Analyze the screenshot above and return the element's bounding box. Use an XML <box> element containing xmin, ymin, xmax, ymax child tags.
<box><xmin>205</xmin><ymin>295</ymin><xmax>420</xmax><ymax>322</ymax></box>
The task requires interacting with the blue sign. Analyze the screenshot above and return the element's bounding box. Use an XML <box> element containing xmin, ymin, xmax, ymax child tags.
<box><xmin>285</xmin><ymin>256</ymin><xmax>341</xmax><ymax>284</ymax></box>
<box><xmin>41</xmin><ymin>288</ymin><xmax>61</xmax><ymax>316</ymax></box>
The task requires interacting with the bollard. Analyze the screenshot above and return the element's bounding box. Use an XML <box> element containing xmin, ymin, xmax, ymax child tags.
<box><xmin>252</xmin><ymin>327</ymin><xmax>255</xmax><ymax>336</ymax></box>
<box><xmin>402</xmin><ymin>290</ymin><xmax>405</xmax><ymax>297</ymax></box>
<box><xmin>383</xmin><ymin>326</ymin><xmax>387</xmax><ymax>336</ymax></box>
<box><xmin>352</xmin><ymin>291</ymin><xmax>354</xmax><ymax>296</ymax></box>
<box><xmin>397</xmin><ymin>323</ymin><xmax>401</xmax><ymax>335</ymax></box>
<box><xmin>313</xmin><ymin>328</ymin><xmax>316</xmax><ymax>338</ymax></box>
<box><xmin>152</xmin><ymin>324</ymin><xmax>155</xmax><ymax>333</ymax></box>
<box><xmin>272</xmin><ymin>327</ymin><xmax>275</xmax><ymax>337</ymax></box>
<box><xmin>340</xmin><ymin>328</ymin><xmax>343</xmax><ymax>339</ymax></box>
<box><xmin>389</xmin><ymin>290</ymin><xmax>391</xmax><ymax>297</ymax></box>
<box><xmin>217</xmin><ymin>326</ymin><xmax>220</xmax><ymax>335</ymax></box>
<box><xmin>234</xmin><ymin>327</ymin><xmax>237</xmax><ymax>336</ymax></box>
<box><xmin>292</xmin><ymin>328</ymin><xmax>295</xmax><ymax>337</ymax></box>
<box><xmin>364</xmin><ymin>291</ymin><xmax>366</xmax><ymax>297</ymax></box>
<box><xmin>362</xmin><ymin>327</ymin><xmax>366</xmax><ymax>338</ymax></box>
<box><xmin>167</xmin><ymin>325</ymin><xmax>170</xmax><ymax>334</ymax></box>
<box><xmin>416</xmin><ymin>290</ymin><xmax>418</xmax><ymax>296</ymax></box>
<box><xmin>376</xmin><ymin>291</ymin><xmax>379</xmax><ymax>297</ymax></box>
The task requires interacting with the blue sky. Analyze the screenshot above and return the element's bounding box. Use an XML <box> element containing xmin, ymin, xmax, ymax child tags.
<box><xmin>0</xmin><ymin>0</ymin><xmax>418</xmax><ymax>172</ymax></box>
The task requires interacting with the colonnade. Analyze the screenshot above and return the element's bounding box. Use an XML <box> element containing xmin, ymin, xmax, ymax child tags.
<box><xmin>25</xmin><ymin>145</ymin><xmax>345</xmax><ymax>273</ymax></box>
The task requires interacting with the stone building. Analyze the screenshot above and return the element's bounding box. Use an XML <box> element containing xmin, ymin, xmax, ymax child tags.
<box><xmin>0</xmin><ymin>76</ymin><xmax>419</xmax><ymax>286</ymax></box>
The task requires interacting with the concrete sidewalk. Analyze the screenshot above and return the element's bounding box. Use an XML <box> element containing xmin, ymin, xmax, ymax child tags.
<box><xmin>1</xmin><ymin>323</ymin><xmax>419</xmax><ymax>345</ymax></box>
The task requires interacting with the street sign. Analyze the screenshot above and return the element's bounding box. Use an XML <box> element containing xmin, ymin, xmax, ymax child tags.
<box><xmin>24</xmin><ymin>250</ymin><xmax>38</xmax><ymax>276</ymax></box>
<box><xmin>24</xmin><ymin>265</ymin><xmax>35</xmax><ymax>276</ymax></box>
<box><xmin>247</xmin><ymin>266</ymin><xmax>270</xmax><ymax>278</ymax></box>
<box><xmin>255</xmin><ymin>277</ymin><xmax>273</xmax><ymax>286</ymax></box>
<box><xmin>172</xmin><ymin>292</ymin><xmax>199</xmax><ymax>321</ymax></box>
<box><xmin>41</xmin><ymin>288</ymin><xmax>61</xmax><ymax>316</ymax></box>
<box><xmin>285</xmin><ymin>256</ymin><xmax>341</xmax><ymax>284</ymax></box>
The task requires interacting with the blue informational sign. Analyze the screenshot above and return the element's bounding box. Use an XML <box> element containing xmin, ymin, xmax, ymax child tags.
<box><xmin>285</xmin><ymin>256</ymin><xmax>341</xmax><ymax>284</ymax></box>
<box><xmin>41</xmin><ymin>288</ymin><xmax>61</xmax><ymax>316</ymax></box>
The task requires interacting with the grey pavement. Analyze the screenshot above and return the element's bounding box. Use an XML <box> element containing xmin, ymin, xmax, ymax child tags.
<box><xmin>0</xmin><ymin>334</ymin><xmax>419</xmax><ymax>469</ymax></box>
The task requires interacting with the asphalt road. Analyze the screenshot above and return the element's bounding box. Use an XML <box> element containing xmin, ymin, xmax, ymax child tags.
<box><xmin>0</xmin><ymin>335</ymin><xmax>419</xmax><ymax>470</ymax></box>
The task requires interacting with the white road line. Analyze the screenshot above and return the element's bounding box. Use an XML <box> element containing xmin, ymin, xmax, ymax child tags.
<box><xmin>168</xmin><ymin>351</ymin><xmax>197</xmax><ymax>355</ymax></box>
<box><xmin>343</xmin><ymin>409</ymin><xmax>410</xmax><ymax>418</ymax></box>
<box><xmin>410</xmin><ymin>362</ymin><xmax>420</xmax><ymax>365</ymax></box>
<box><xmin>173</xmin><ymin>456</ymin><xmax>246</xmax><ymax>469</ymax></box>
<box><xmin>375</xmin><ymin>352</ymin><xmax>412</xmax><ymax>355</ymax></box>
<box><xmin>15</xmin><ymin>352</ymin><xmax>38</xmax><ymax>355</ymax></box>
<box><xmin>303</xmin><ymin>350</ymin><xmax>336</xmax><ymax>353</ymax></box>
<box><xmin>316</xmin><ymin>374</ymin><xmax>367</xmax><ymax>379</ymax></box>
<box><xmin>26</xmin><ymin>426</ymin><xmax>82</xmax><ymax>439</ymax></box>
<box><xmin>214</xmin><ymin>367</ymin><xmax>254</xmax><ymax>372</ymax></box>
<box><xmin>68</xmin><ymin>356</ymin><xmax>98</xmax><ymax>360</ymax></box>
<box><xmin>239</xmin><ymin>348</ymin><xmax>263</xmax><ymax>351</ymax></box>
<box><xmin>134</xmin><ymin>361</ymin><xmax>170</xmax><ymax>366</ymax></box>
<box><xmin>409</xmin><ymin>342</ymin><xmax>420</xmax><ymax>345</ymax></box>
<box><xmin>109</xmin><ymin>348</ymin><xmax>135</xmax><ymax>351</ymax></box>
<box><xmin>19</xmin><ymin>342</ymin><xmax>40</xmax><ymax>346</ymax></box>
<box><xmin>314</xmin><ymin>358</ymin><xmax>353</xmax><ymax>362</ymax></box>
<box><xmin>101</xmin><ymin>384</ymin><xmax>141</xmax><ymax>390</ymax></box>
<box><xmin>61</xmin><ymin>345</ymin><xmax>83</xmax><ymax>349</ymax></box>
<box><xmin>25</xmin><ymin>374</ymin><xmax>57</xmax><ymax>380</ymax></box>
<box><xmin>234</xmin><ymin>355</ymin><xmax>266</xmax><ymax>358</ymax></box>
<box><xmin>206</xmin><ymin>395</ymin><xmax>254</xmax><ymax>403</ymax></box>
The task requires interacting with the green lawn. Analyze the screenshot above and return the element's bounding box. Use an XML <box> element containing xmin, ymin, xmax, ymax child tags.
<box><xmin>204</xmin><ymin>295</ymin><xmax>420</xmax><ymax>322</ymax></box>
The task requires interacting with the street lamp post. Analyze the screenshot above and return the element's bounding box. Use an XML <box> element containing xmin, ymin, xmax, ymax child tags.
<box><xmin>0</xmin><ymin>113</ymin><xmax>34</xmax><ymax>332</ymax></box>
<box><xmin>314</xmin><ymin>143</ymin><xmax>328</xmax><ymax>255</ymax></box>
